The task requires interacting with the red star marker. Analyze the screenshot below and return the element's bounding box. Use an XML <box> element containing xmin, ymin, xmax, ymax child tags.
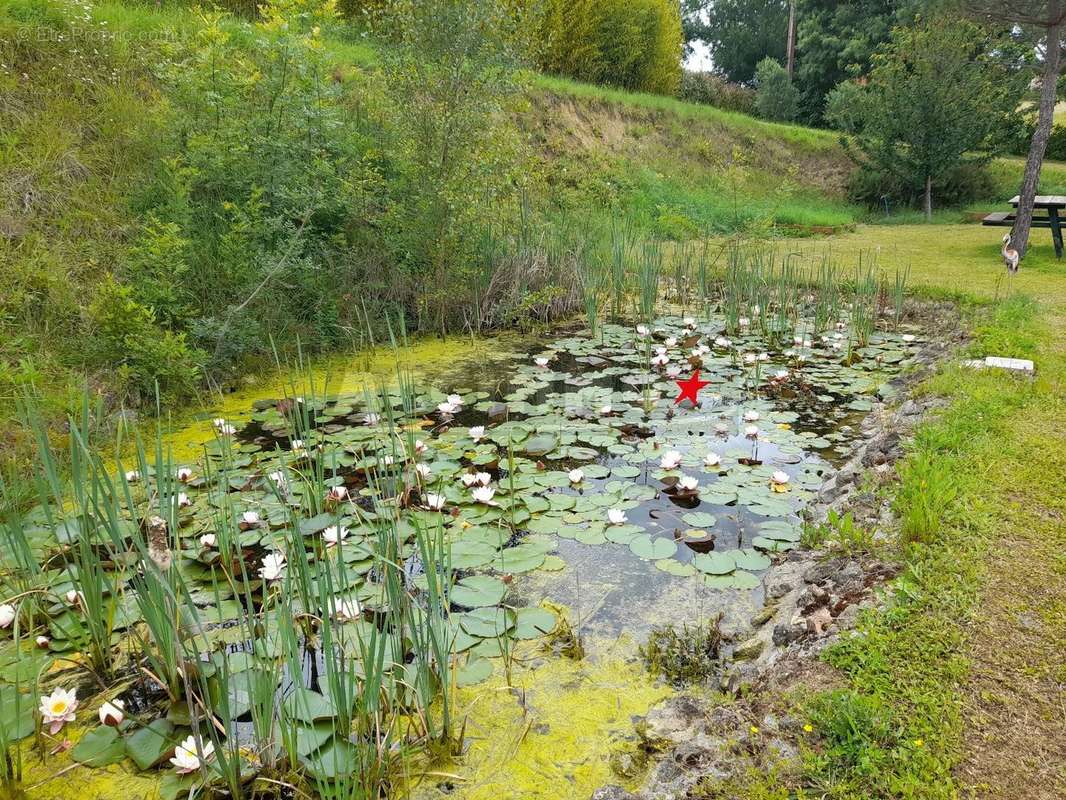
<box><xmin>674</xmin><ymin>369</ymin><xmax>710</xmax><ymax>406</ymax></box>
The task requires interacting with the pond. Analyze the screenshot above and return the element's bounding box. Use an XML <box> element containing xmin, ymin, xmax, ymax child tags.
<box><xmin>0</xmin><ymin>309</ymin><xmax>923</xmax><ymax>800</ymax></box>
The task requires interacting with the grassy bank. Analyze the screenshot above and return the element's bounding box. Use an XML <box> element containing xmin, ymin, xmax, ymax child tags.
<box><xmin>727</xmin><ymin>226</ymin><xmax>1066</xmax><ymax>799</ymax></box>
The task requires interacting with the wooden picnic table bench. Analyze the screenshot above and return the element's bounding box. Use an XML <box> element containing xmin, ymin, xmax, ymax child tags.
<box><xmin>982</xmin><ymin>195</ymin><xmax>1065</xmax><ymax>258</ymax></box>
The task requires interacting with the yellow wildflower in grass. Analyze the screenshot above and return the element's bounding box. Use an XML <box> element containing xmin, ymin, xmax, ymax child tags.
<box><xmin>749</xmin><ymin>725</ymin><xmax>759</xmax><ymax>734</ymax></box>
<box><xmin>803</xmin><ymin>723</ymin><xmax>813</xmax><ymax>733</ymax></box>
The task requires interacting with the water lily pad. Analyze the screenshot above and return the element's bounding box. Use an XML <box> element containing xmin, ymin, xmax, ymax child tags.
<box><xmin>456</xmin><ymin>657</ymin><xmax>493</xmax><ymax>687</ymax></box>
<box><xmin>731</xmin><ymin>549</ymin><xmax>772</xmax><ymax>571</ymax></box>
<box><xmin>126</xmin><ymin>719</ymin><xmax>177</xmax><ymax>770</ymax></box>
<box><xmin>513</xmin><ymin>606</ymin><xmax>557</xmax><ymax>638</ymax></box>
<box><xmin>450</xmin><ymin>576</ymin><xmax>507</xmax><ymax>608</ymax></box>
<box><xmin>72</xmin><ymin>725</ymin><xmax>126</xmax><ymax>768</ymax></box>
<box><xmin>654</xmin><ymin>559</ymin><xmax>697</xmax><ymax>577</ymax></box>
<box><xmin>629</xmin><ymin>535</ymin><xmax>677</xmax><ymax>560</ymax></box>
<box><xmin>681</xmin><ymin>512</ymin><xmax>717</xmax><ymax>528</ymax></box>
<box><xmin>692</xmin><ymin>551</ymin><xmax>735</xmax><ymax>575</ymax></box>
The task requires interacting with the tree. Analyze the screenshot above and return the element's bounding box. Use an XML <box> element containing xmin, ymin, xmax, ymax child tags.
<box><xmin>754</xmin><ymin>57</ymin><xmax>800</xmax><ymax>120</ymax></box>
<box><xmin>848</xmin><ymin>17</ymin><xmax>1024</xmax><ymax>219</ymax></box>
<box><xmin>965</xmin><ymin>1</ymin><xmax>1066</xmax><ymax>258</ymax></box>
<box><xmin>692</xmin><ymin>0</ymin><xmax>789</xmax><ymax>85</ymax></box>
<box><xmin>793</xmin><ymin>0</ymin><xmax>935</xmax><ymax>123</ymax></box>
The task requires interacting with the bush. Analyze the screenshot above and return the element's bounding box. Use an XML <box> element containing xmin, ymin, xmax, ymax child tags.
<box><xmin>678</xmin><ymin>70</ymin><xmax>755</xmax><ymax>114</ymax></box>
<box><xmin>847</xmin><ymin>160</ymin><xmax>995</xmax><ymax>211</ymax></box>
<box><xmin>87</xmin><ymin>278</ymin><xmax>202</xmax><ymax>404</ymax></box>
<box><xmin>754</xmin><ymin>57</ymin><xmax>799</xmax><ymax>122</ymax></box>
<box><xmin>824</xmin><ymin>79</ymin><xmax>868</xmax><ymax>134</ymax></box>
<box><xmin>535</xmin><ymin>0</ymin><xmax>683</xmax><ymax>95</ymax></box>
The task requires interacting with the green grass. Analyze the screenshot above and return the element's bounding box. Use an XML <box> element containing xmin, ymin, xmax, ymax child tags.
<box><xmin>531</xmin><ymin>73</ymin><xmax>840</xmax><ymax>152</ymax></box>
<box><xmin>739</xmin><ymin>223</ymin><xmax>1066</xmax><ymax>798</ymax></box>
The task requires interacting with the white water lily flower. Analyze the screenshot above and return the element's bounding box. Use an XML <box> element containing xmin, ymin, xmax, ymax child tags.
<box><xmin>0</xmin><ymin>604</ymin><xmax>14</xmax><ymax>629</ymax></box>
<box><xmin>832</xmin><ymin>342</ymin><xmax>842</xmax><ymax>351</ymax></box>
<box><xmin>758</xmin><ymin>352</ymin><xmax>769</xmax><ymax>362</ymax></box>
<box><xmin>469</xmin><ymin>425</ymin><xmax>486</xmax><ymax>442</ymax></box>
<box><xmin>836</xmin><ymin>321</ymin><xmax>847</xmax><ymax>330</ymax></box>
<box><xmin>171</xmin><ymin>735</ymin><xmax>214</xmax><ymax>774</ymax></box>
<box><xmin>99</xmin><ymin>700</ymin><xmax>124</xmax><ymax>727</ymax></box>
<box><xmin>415</xmin><ymin>463</ymin><xmax>431</xmax><ymax>479</ymax></box>
<box><xmin>213</xmin><ymin>417</ymin><xmax>236</xmax><ymax>435</ymax></box>
<box><xmin>821</xmin><ymin>335</ymin><xmax>830</xmax><ymax>343</ymax></box>
<box><xmin>784</xmin><ymin>350</ymin><xmax>796</xmax><ymax>358</ymax></box>
<box><xmin>599</xmin><ymin>404</ymin><xmax>612</xmax><ymax>415</ymax></box>
<box><xmin>683</xmin><ymin>316</ymin><xmax>696</xmax><ymax>327</ymax></box>
<box><xmin>124</xmin><ymin>470</ymin><xmax>140</xmax><ymax>482</ymax></box>
<box><xmin>534</xmin><ymin>356</ymin><xmax>550</xmax><ymax>368</ymax></box>
<box><xmin>697</xmin><ymin>343</ymin><xmax>711</xmax><ymax>355</ymax></box>
<box><xmin>322</xmin><ymin>525</ymin><xmax>349</xmax><ymax>546</ymax></box>
<box><xmin>666</xmin><ymin>364</ymin><xmax>682</xmax><ymax>378</ymax></box>
<box><xmin>704</xmin><ymin>452</ymin><xmax>721</xmax><ymax>467</ymax></box>
<box><xmin>775</xmin><ymin>370</ymin><xmax>789</xmax><ymax>379</ymax></box>
<box><xmin>665</xmin><ymin>336</ymin><xmax>677</xmax><ymax>347</ymax></box>
<box><xmin>460</xmin><ymin>473</ymin><xmax>479</xmax><ymax>488</ymax></box>
<box><xmin>65</xmin><ymin>589</ymin><xmax>80</xmax><ymax>605</ymax></box>
<box><xmin>241</xmin><ymin>511</ymin><xmax>260</xmax><ymax>526</ymax></box>
<box><xmin>752</xmin><ymin>305</ymin><xmax>761</xmax><ymax>315</ymax></box>
<box><xmin>447</xmin><ymin>394</ymin><xmax>463</xmax><ymax>407</ymax></box>
<box><xmin>415</xmin><ymin>439</ymin><xmax>427</xmax><ymax>455</ymax></box>
<box><xmin>471</xmin><ymin>486</ymin><xmax>496</xmax><ymax>505</ymax></box>
<box><xmin>268</xmin><ymin>470</ymin><xmax>288</xmax><ymax>491</ymax></box>
<box><xmin>381</xmin><ymin>455</ymin><xmax>396</xmax><ymax>467</ymax></box>
<box><xmin>714</xmin><ymin>422</ymin><xmax>729</xmax><ymax>435</ymax></box>
<box><xmin>364</xmin><ymin>412</ymin><xmax>380</xmax><ymax>426</ymax></box>
<box><xmin>739</xmin><ymin>317</ymin><xmax>750</xmax><ymax>327</ymax></box>
<box><xmin>771</xmin><ymin>470</ymin><xmax>790</xmax><ymax>486</ymax></box>
<box><xmin>424</xmin><ymin>493</ymin><xmax>446</xmax><ymax>511</ymax></box>
<box><xmin>475</xmin><ymin>471</ymin><xmax>492</xmax><ymax>486</ymax></box>
<box><xmin>743</xmin><ymin>353</ymin><xmax>756</xmax><ymax>365</ymax></box>
<box><xmin>327</xmin><ymin>485</ymin><xmax>348</xmax><ymax>502</ymax></box>
<box><xmin>743</xmin><ymin>410</ymin><xmax>760</xmax><ymax>422</ymax></box>
<box><xmin>660</xmin><ymin>450</ymin><xmax>683</xmax><ymax>470</ymax></box>
<box><xmin>176</xmin><ymin>467</ymin><xmax>193</xmax><ymax>481</ymax></box>
<box><xmin>678</xmin><ymin>475</ymin><xmax>699</xmax><ymax>492</ymax></box>
<box><xmin>199</xmin><ymin>533</ymin><xmax>216</xmax><ymax>549</ymax></box>
<box><xmin>35</xmin><ymin>635</ymin><xmax>50</xmax><ymax>649</ymax></box>
<box><xmin>793</xmin><ymin>335</ymin><xmax>804</xmax><ymax>345</ymax></box>
<box><xmin>902</xmin><ymin>334</ymin><xmax>916</xmax><ymax>343</ymax></box>
<box><xmin>568</xmin><ymin>468</ymin><xmax>584</xmax><ymax>484</ymax></box>
<box><xmin>39</xmin><ymin>687</ymin><xmax>77</xmax><ymax>734</ymax></box>
<box><xmin>690</xmin><ymin>348</ymin><xmax>703</xmax><ymax>358</ymax></box>
<box><xmin>714</xmin><ymin>336</ymin><xmax>731</xmax><ymax>348</ymax></box>
<box><xmin>437</xmin><ymin>400</ymin><xmax>459</xmax><ymax>414</ymax></box>
<box><xmin>177</xmin><ymin>492</ymin><xmax>191</xmax><ymax>509</ymax></box>
<box><xmin>744</xmin><ymin>425</ymin><xmax>760</xmax><ymax>439</ymax></box>
<box><xmin>833</xmin><ymin>332</ymin><xmax>844</xmax><ymax>341</ymax></box>
<box><xmin>651</xmin><ymin>353</ymin><xmax>669</xmax><ymax>367</ymax></box>
<box><xmin>607</xmin><ymin>508</ymin><xmax>628</xmax><ymax>526</ymax></box>
<box><xmin>258</xmin><ymin>553</ymin><xmax>286</xmax><ymax>582</ymax></box>
<box><xmin>803</xmin><ymin>338</ymin><xmax>812</xmax><ymax>347</ymax></box>
<box><xmin>636</xmin><ymin>324</ymin><xmax>649</xmax><ymax>336</ymax></box>
<box><xmin>335</xmin><ymin>597</ymin><xmax>361</xmax><ymax>622</ymax></box>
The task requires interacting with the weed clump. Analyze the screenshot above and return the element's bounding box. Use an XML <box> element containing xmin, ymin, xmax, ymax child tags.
<box><xmin>640</xmin><ymin>615</ymin><xmax>722</xmax><ymax>686</ymax></box>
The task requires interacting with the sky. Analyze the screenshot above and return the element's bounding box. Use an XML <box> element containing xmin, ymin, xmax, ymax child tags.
<box><xmin>685</xmin><ymin>40</ymin><xmax>715</xmax><ymax>72</ymax></box>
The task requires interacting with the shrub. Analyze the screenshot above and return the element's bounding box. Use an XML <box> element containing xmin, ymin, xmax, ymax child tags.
<box><xmin>678</xmin><ymin>70</ymin><xmax>755</xmax><ymax>114</ymax></box>
<box><xmin>535</xmin><ymin>0</ymin><xmax>683</xmax><ymax>95</ymax></box>
<box><xmin>754</xmin><ymin>57</ymin><xmax>799</xmax><ymax>122</ymax></box>
<box><xmin>847</xmin><ymin>160</ymin><xmax>995</xmax><ymax>211</ymax></box>
<box><xmin>87</xmin><ymin>278</ymin><xmax>202</xmax><ymax>404</ymax></box>
<box><xmin>824</xmin><ymin>79</ymin><xmax>868</xmax><ymax>134</ymax></box>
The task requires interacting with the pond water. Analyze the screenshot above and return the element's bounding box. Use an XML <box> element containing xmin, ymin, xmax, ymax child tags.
<box><xmin>5</xmin><ymin>311</ymin><xmax>923</xmax><ymax>800</ymax></box>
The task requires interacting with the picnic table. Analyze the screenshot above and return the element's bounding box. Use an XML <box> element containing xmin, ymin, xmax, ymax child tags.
<box><xmin>982</xmin><ymin>195</ymin><xmax>1065</xmax><ymax>258</ymax></box>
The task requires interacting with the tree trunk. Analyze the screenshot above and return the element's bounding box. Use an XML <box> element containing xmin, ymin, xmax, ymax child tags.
<box><xmin>924</xmin><ymin>174</ymin><xmax>932</xmax><ymax>221</ymax></box>
<box><xmin>1015</xmin><ymin>4</ymin><xmax>1063</xmax><ymax>258</ymax></box>
<box><xmin>786</xmin><ymin>1</ymin><xmax>797</xmax><ymax>78</ymax></box>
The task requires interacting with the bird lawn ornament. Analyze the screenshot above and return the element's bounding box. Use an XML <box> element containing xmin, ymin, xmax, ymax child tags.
<box><xmin>1002</xmin><ymin>233</ymin><xmax>1020</xmax><ymax>291</ymax></box>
